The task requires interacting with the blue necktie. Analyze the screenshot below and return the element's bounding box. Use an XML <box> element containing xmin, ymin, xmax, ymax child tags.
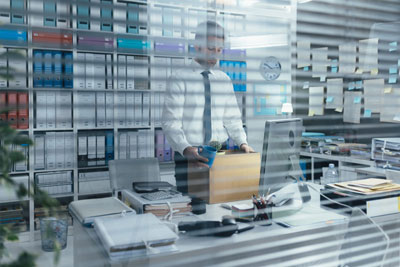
<box><xmin>201</xmin><ymin>71</ymin><xmax>212</xmax><ymax>144</ymax></box>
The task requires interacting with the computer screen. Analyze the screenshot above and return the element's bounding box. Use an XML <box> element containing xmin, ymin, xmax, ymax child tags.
<box><xmin>259</xmin><ymin>118</ymin><xmax>304</xmax><ymax>196</ymax></box>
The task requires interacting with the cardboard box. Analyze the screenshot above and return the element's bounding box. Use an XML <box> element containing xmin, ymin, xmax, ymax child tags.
<box><xmin>188</xmin><ymin>151</ymin><xmax>260</xmax><ymax>204</ymax></box>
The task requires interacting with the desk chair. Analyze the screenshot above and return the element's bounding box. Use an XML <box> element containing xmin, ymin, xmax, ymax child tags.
<box><xmin>109</xmin><ymin>158</ymin><xmax>161</xmax><ymax>196</ymax></box>
<box><xmin>385</xmin><ymin>169</ymin><xmax>400</xmax><ymax>184</ymax></box>
<box><xmin>338</xmin><ymin>208</ymin><xmax>389</xmax><ymax>267</ymax></box>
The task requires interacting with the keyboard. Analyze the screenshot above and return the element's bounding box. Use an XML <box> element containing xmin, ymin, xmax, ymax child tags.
<box><xmin>141</xmin><ymin>190</ymin><xmax>181</xmax><ymax>201</ymax></box>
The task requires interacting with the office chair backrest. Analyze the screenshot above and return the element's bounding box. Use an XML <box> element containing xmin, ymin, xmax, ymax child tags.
<box><xmin>385</xmin><ymin>169</ymin><xmax>400</xmax><ymax>184</ymax></box>
<box><xmin>109</xmin><ymin>158</ymin><xmax>161</xmax><ymax>194</ymax></box>
<box><xmin>338</xmin><ymin>208</ymin><xmax>389</xmax><ymax>267</ymax></box>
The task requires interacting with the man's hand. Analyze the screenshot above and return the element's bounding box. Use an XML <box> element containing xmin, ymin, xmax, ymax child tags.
<box><xmin>240</xmin><ymin>143</ymin><xmax>254</xmax><ymax>153</ymax></box>
<box><xmin>183</xmin><ymin>146</ymin><xmax>209</xmax><ymax>168</ymax></box>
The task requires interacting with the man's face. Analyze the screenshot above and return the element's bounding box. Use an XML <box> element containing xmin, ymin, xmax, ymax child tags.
<box><xmin>195</xmin><ymin>36</ymin><xmax>224</xmax><ymax>68</ymax></box>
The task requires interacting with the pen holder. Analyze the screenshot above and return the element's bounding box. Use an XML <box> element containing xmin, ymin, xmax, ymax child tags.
<box><xmin>253</xmin><ymin>203</ymin><xmax>272</xmax><ymax>226</ymax></box>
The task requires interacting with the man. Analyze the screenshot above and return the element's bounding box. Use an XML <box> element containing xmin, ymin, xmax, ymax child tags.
<box><xmin>162</xmin><ymin>20</ymin><xmax>254</xmax><ymax>194</ymax></box>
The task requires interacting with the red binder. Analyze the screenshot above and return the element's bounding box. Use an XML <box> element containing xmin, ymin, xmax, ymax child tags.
<box><xmin>17</xmin><ymin>92</ymin><xmax>28</xmax><ymax>129</ymax></box>
<box><xmin>7</xmin><ymin>92</ymin><xmax>18</xmax><ymax>128</ymax></box>
<box><xmin>0</xmin><ymin>92</ymin><xmax>6</xmax><ymax>123</ymax></box>
<box><xmin>32</xmin><ymin>31</ymin><xmax>73</xmax><ymax>48</ymax></box>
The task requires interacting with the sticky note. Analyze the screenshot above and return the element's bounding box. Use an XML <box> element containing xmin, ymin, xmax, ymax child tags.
<box><xmin>335</xmin><ymin>107</ymin><xmax>343</xmax><ymax>113</ymax></box>
<box><xmin>371</xmin><ymin>69</ymin><xmax>378</xmax><ymax>76</ymax></box>
<box><xmin>356</xmin><ymin>81</ymin><xmax>363</xmax><ymax>89</ymax></box>
<box><xmin>304</xmin><ymin>66</ymin><xmax>309</xmax><ymax>71</ymax></box>
<box><xmin>389</xmin><ymin>75</ymin><xmax>397</xmax><ymax>84</ymax></box>
<box><xmin>384</xmin><ymin>87</ymin><xmax>393</xmax><ymax>94</ymax></box>
<box><xmin>308</xmin><ymin>110</ymin><xmax>315</xmax><ymax>116</ymax></box>
<box><xmin>326</xmin><ymin>96</ymin><xmax>334</xmax><ymax>103</ymax></box>
<box><xmin>389</xmin><ymin>67</ymin><xmax>398</xmax><ymax>74</ymax></box>
<box><xmin>389</xmin><ymin>42</ymin><xmax>397</xmax><ymax>52</ymax></box>
<box><xmin>364</xmin><ymin>109</ymin><xmax>372</xmax><ymax>118</ymax></box>
<box><xmin>354</xmin><ymin>97</ymin><xmax>361</xmax><ymax>104</ymax></box>
<box><xmin>320</xmin><ymin>76</ymin><xmax>326</xmax><ymax>82</ymax></box>
<box><xmin>355</xmin><ymin>68</ymin><xmax>363</xmax><ymax>74</ymax></box>
<box><xmin>348</xmin><ymin>82</ymin><xmax>355</xmax><ymax>90</ymax></box>
<box><xmin>331</xmin><ymin>67</ymin><xmax>338</xmax><ymax>73</ymax></box>
<box><xmin>303</xmin><ymin>82</ymin><xmax>310</xmax><ymax>89</ymax></box>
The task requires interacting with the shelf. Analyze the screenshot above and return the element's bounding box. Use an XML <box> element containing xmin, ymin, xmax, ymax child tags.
<box><xmin>33</xmin><ymin>128</ymin><xmax>74</xmax><ymax>132</ymax></box>
<box><xmin>117</xmin><ymin>126</ymin><xmax>151</xmax><ymax>130</ymax></box>
<box><xmin>34</xmin><ymin>168</ymin><xmax>74</xmax><ymax>173</ymax></box>
<box><xmin>36</xmin><ymin>182</ymin><xmax>73</xmax><ymax>187</ymax></box>
<box><xmin>32</xmin><ymin>87</ymin><xmax>73</xmax><ymax>91</ymax></box>
<box><xmin>77</xmin><ymin>127</ymin><xmax>114</xmax><ymax>131</ymax></box>
<box><xmin>0</xmin><ymin>198</ymin><xmax>29</xmax><ymax>204</ymax></box>
<box><xmin>9</xmin><ymin>171</ymin><xmax>29</xmax><ymax>175</ymax></box>
<box><xmin>46</xmin><ymin>193</ymin><xmax>74</xmax><ymax>198</ymax></box>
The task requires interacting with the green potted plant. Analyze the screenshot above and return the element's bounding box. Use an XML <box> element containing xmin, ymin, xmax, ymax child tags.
<box><xmin>208</xmin><ymin>140</ymin><xmax>225</xmax><ymax>155</ymax></box>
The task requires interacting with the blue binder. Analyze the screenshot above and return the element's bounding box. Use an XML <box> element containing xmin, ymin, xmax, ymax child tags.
<box><xmin>239</xmin><ymin>62</ymin><xmax>247</xmax><ymax>92</ymax></box>
<box><xmin>53</xmin><ymin>51</ymin><xmax>62</xmax><ymax>88</ymax></box>
<box><xmin>127</xmin><ymin>4</ymin><xmax>139</xmax><ymax>22</ymax></box>
<box><xmin>43</xmin><ymin>51</ymin><xmax>53</xmax><ymax>88</ymax></box>
<box><xmin>117</xmin><ymin>38</ymin><xmax>150</xmax><ymax>50</ymax></box>
<box><xmin>0</xmin><ymin>29</ymin><xmax>27</xmax><ymax>42</ymax></box>
<box><xmin>11</xmin><ymin>14</ymin><xmax>24</xmax><ymax>24</ymax></box>
<box><xmin>101</xmin><ymin>23</ymin><xmax>112</xmax><ymax>32</ymax></box>
<box><xmin>105</xmin><ymin>131</ymin><xmax>114</xmax><ymax>164</ymax></box>
<box><xmin>33</xmin><ymin>50</ymin><xmax>43</xmax><ymax>88</ymax></box>
<box><xmin>64</xmin><ymin>52</ymin><xmax>73</xmax><ymax>88</ymax></box>
<box><xmin>44</xmin><ymin>17</ymin><xmax>56</xmax><ymax>27</ymax></box>
<box><xmin>78</xmin><ymin>20</ymin><xmax>89</xmax><ymax>29</ymax></box>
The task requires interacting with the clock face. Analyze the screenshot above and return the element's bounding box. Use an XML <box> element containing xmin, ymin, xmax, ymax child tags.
<box><xmin>260</xmin><ymin>56</ymin><xmax>281</xmax><ymax>81</ymax></box>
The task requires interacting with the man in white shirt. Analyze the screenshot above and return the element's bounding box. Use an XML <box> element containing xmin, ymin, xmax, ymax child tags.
<box><xmin>162</xmin><ymin>20</ymin><xmax>253</xmax><ymax>194</ymax></box>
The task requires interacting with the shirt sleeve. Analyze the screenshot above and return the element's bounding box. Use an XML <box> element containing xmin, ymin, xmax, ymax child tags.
<box><xmin>161</xmin><ymin>74</ymin><xmax>192</xmax><ymax>155</ymax></box>
<box><xmin>222</xmin><ymin>77</ymin><xmax>248</xmax><ymax>147</ymax></box>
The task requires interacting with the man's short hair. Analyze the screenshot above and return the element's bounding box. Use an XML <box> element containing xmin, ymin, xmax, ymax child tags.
<box><xmin>195</xmin><ymin>20</ymin><xmax>225</xmax><ymax>42</ymax></box>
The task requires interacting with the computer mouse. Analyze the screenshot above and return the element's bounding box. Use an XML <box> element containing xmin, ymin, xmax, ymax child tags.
<box><xmin>221</xmin><ymin>215</ymin><xmax>237</xmax><ymax>226</ymax></box>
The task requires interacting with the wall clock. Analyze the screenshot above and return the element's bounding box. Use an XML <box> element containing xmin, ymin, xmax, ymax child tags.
<box><xmin>260</xmin><ymin>56</ymin><xmax>281</xmax><ymax>81</ymax></box>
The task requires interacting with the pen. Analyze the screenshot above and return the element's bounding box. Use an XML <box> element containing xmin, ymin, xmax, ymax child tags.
<box><xmin>275</xmin><ymin>221</ymin><xmax>291</xmax><ymax>228</ymax></box>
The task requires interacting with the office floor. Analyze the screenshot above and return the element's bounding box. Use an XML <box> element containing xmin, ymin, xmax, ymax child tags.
<box><xmin>3</xmin><ymin>236</ymin><xmax>73</xmax><ymax>267</ymax></box>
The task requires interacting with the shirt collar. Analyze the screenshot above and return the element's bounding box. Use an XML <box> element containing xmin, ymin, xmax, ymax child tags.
<box><xmin>191</xmin><ymin>59</ymin><xmax>216</xmax><ymax>76</ymax></box>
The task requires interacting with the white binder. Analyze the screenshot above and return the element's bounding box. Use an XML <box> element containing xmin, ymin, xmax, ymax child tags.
<box><xmin>106</xmin><ymin>54</ymin><xmax>113</xmax><ymax>89</ymax></box>
<box><xmin>85</xmin><ymin>53</ymin><xmax>94</xmax><ymax>89</ymax></box>
<box><xmin>126</xmin><ymin>56</ymin><xmax>135</xmax><ymax>90</ymax></box>
<box><xmin>45</xmin><ymin>132</ymin><xmax>56</xmax><ymax>170</ymax></box>
<box><xmin>134</xmin><ymin>92</ymin><xmax>142</xmax><ymax>126</ymax></box>
<box><xmin>96</xmin><ymin>134</ymin><xmax>106</xmax><ymax>165</ymax></box>
<box><xmin>56</xmin><ymin>91</ymin><xmax>72</xmax><ymax>128</ymax></box>
<box><xmin>94</xmin><ymin>53</ymin><xmax>106</xmax><ymax>90</ymax></box>
<box><xmin>96</xmin><ymin>92</ymin><xmax>106</xmax><ymax>127</ymax></box>
<box><xmin>116</xmin><ymin>92</ymin><xmax>126</xmax><ymax>127</ymax></box>
<box><xmin>64</xmin><ymin>132</ymin><xmax>74</xmax><ymax>169</ymax></box>
<box><xmin>128</xmin><ymin>131</ymin><xmax>138</xmax><ymax>159</ymax></box>
<box><xmin>55</xmin><ymin>132</ymin><xmax>65</xmax><ymax>169</ymax></box>
<box><xmin>8</xmin><ymin>49</ymin><xmax>27</xmax><ymax>88</ymax></box>
<box><xmin>75</xmin><ymin>53</ymin><xmax>86</xmax><ymax>89</ymax></box>
<box><xmin>34</xmin><ymin>134</ymin><xmax>45</xmax><ymax>170</ymax></box>
<box><xmin>142</xmin><ymin>92</ymin><xmax>150</xmax><ymax>126</ymax></box>
<box><xmin>117</xmin><ymin>55</ymin><xmax>127</xmax><ymax>90</ymax></box>
<box><xmin>118</xmin><ymin>132</ymin><xmax>128</xmax><ymax>159</ymax></box>
<box><xmin>105</xmin><ymin>92</ymin><xmax>114</xmax><ymax>127</ymax></box>
<box><xmin>46</xmin><ymin>91</ymin><xmax>56</xmax><ymax>129</ymax></box>
<box><xmin>0</xmin><ymin>48</ymin><xmax>6</xmax><ymax>88</ymax></box>
<box><xmin>90</xmin><ymin>0</ymin><xmax>101</xmax><ymax>31</ymax></box>
<box><xmin>126</xmin><ymin>92</ymin><xmax>135</xmax><ymax>127</ymax></box>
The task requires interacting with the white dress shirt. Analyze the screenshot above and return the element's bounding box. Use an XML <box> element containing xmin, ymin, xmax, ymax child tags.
<box><xmin>162</xmin><ymin>60</ymin><xmax>247</xmax><ymax>155</ymax></box>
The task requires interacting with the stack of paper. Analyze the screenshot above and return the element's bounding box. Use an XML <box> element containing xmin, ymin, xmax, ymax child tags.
<box><xmin>94</xmin><ymin>213</ymin><xmax>178</xmax><ymax>260</ymax></box>
<box><xmin>121</xmin><ymin>190</ymin><xmax>192</xmax><ymax>218</ymax></box>
<box><xmin>329</xmin><ymin>178</ymin><xmax>400</xmax><ymax>195</ymax></box>
<box><xmin>69</xmin><ymin>197</ymin><xmax>135</xmax><ymax>226</ymax></box>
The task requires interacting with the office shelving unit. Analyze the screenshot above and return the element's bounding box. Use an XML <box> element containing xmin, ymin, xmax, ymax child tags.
<box><xmin>0</xmin><ymin>0</ymin><xmax>251</xmax><ymax>241</ymax></box>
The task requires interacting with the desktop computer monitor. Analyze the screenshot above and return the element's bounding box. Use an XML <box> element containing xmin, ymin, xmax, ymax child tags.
<box><xmin>259</xmin><ymin>118</ymin><xmax>305</xmax><ymax>196</ymax></box>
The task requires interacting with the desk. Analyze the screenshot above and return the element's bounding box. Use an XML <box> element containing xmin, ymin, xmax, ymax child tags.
<box><xmin>300</xmin><ymin>151</ymin><xmax>376</xmax><ymax>183</ymax></box>
<box><xmin>72</xmin><ymin>184</ymin><xmax>400</xmax><ymax>267</ymax></box>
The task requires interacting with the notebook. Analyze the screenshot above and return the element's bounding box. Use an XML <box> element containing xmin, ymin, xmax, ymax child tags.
<box><xmin>69</xmin><ymin>197</ymin><xmax>135</xmax><ymax>226</ymax></box>
<box><xmin>94</xmin><ymin>213</ymin><xmax>179</xmax><ymax>260</ymax></box>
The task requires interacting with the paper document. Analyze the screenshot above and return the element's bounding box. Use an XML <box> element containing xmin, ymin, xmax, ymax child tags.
<box><xmin>339</xmin><ymin>42</ymin><xmax>356</xmax><ymax>74</ymax></box>
<box><xmin>330</xmin><ymin>179</ymin><xmax>400</xmax><ymax>195</ymax></box>
<box><xmin>359</xmin><ymin>38</ymin><xmax>379</xmax><ymax>72</ymax></box>
<box><xmin>381</xmin><ymin>87</ymin><xmax>400</xmax><ymax>123</ymax></box>
<box><xmin>343</xmin><ymin>91</ymin><xmax>361</xmax><ymax>124</ymax></box>
<box><xmin>297</xmin><ymin>41</ymin><xmax>311</xmax><ymax>68</ymax></box>
<box><xmin>326</xmin><ymin>78</ymin><xmax>343</xmax><ymax>109</ymax></box>
<box><xmin>309</xmin><ymin>87</ymin><xmax>324</xmax><ymax>116</ymax></box>
<box><xmin>363</xmin><ymin>79</ymin><xmax>384</xmax><ymax>113</ymax></box>
<box><xmin>312</xmin><ymin>47</ymin><xmax>328</xmax><ymax>78</ymax></box>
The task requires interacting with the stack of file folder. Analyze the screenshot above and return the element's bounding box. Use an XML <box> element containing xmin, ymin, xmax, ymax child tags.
<box><xmin>321</xmin><ymin>178</ymin><xmax>400</xmax><ymax>216</ymax></box>
<box><xmin>122</xmin><ymin>190</ymin><xmax>192</xmax><ymax>218</ymax></box>
<box><xmin>372</xmin><ymin>138</ymin><xmax>400</xmax><ymax>170</ymax></box>
<box><xmin>93</xmin><ymin>213</ymin><xmax>178</xmax><ymax>260</ymax></box>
